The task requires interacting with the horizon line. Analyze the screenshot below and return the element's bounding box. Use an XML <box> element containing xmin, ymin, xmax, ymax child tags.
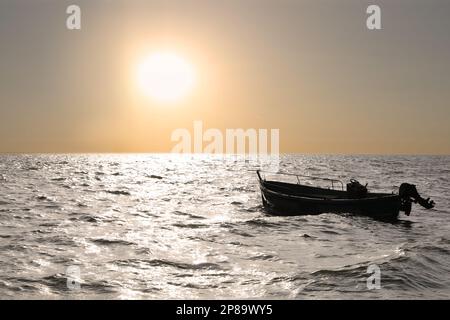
<box><xmin>0</xmin><ymin>152</ymin><xmax>449</xmax><ymax>157</ymax></box>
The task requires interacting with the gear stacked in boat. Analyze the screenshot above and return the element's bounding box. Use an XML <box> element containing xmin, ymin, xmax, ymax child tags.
<box><xmin>346</xmin><ymin>179</ymin><xmax>368</xmax><ymax>198</ymax></box>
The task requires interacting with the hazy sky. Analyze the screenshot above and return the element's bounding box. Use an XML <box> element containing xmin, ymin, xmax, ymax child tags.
<box><xmin>1</xmin><ymin>0</ymin><xmax>449</xmax><ymax>154</ymax></box>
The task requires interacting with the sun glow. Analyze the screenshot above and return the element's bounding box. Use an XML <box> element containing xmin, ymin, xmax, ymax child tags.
<box><xmin>137</xmin><ymin>52</ymin><xmax>196</xmax><ymax>103</ymax></box>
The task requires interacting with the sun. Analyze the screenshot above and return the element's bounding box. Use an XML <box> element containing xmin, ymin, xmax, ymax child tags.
<box><xmin>137</xmin><ymin>52</ymin><xmax>196</xmax><ymax>103</ymax></box>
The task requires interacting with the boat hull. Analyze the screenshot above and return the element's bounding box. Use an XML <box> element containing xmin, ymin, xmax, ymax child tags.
<box><xmin>259</xmin><ymin>180</ymin><xmax>401</xmax><ymax>220</ymax></box>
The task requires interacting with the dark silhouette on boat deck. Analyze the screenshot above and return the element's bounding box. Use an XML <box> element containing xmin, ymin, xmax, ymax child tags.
<box><xmin>256</xmin><ymin>170</ymin><xmax>435</xmax><ymax>221</ymax></box>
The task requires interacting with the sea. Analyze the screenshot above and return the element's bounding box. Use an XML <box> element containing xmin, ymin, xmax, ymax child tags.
<box><xmin>0</xmin><ymin>154</ymin><xmax>449</xmax><ymax>299</ymax></box>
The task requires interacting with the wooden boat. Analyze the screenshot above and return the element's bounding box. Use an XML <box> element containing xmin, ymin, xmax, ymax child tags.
<box><xmin>257</xmin><ymin>170</ymin><xmax>434</xmax><ymax>220</ymax></box>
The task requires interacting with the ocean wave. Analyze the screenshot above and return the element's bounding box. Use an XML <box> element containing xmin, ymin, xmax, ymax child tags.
<box><xmin>172</xmin><ymin>210</ymin><xmax>205</xmax><ymax>219</ymax></box>
<box><xmin>105</xmin><ymin>190</ymin><xmax>131</xmax><ymax>196</ymax></box>
<box><xmin>38</xmin><ymin>235</ymin><xmax>79</xmax><ymax>246</ymax></box>
<box><xmin>241</xmin><ymin>206</ymin><xmax>261</xmax><ymax>213</ymax></box>
<box><xmin>244</xmin><ymin>218</ymin><xmax>285</xmax><ymax>228</ymax></box>
<box><xmin>227</xmin><ymin>228</ymin><xmax>255</xmax><ymax>238</ymax></box>
<box><xmin>148</xmin><ymin>174</ymin><xmax>164</xmax><ymax>180</ymax></box>
<box><xmin>172</xmin><ymin>222</ymin><xmax>209</xmax><ymax>229</ymax></box>
<box><xmin>168</xmin><ymin>281</ymin><xmax>220</xmax><ymax>290</ymax></box>
<box><xmin>40</xmin><ymin>273</ymin><xmax>117</xmax><ymax>294</ymax></box>
<box><xmin>69</xmin><ymin>214</ymin><xmax>99</xmax><ymax>223</ymax></box>
<box><xmin>81</xmin><ymin>280</ymin><xmax>118</xmax><ymax>294</ymax></box>
<box><xmin>247</xmin><ymin>253</ymin><xmax>279</xmax><ymax>261</ymax></box>
<box><xmin>0</xmin><ymin>234</ymin><xmax>12</xmax><ymax>238</ymax></box>
<box><xmin>307</xmin><ymin>248</ymin><xmax>449</xmax><ymax>292</ymax></box>
<box><xmin>51</xmin><ymin>177</ymin><xmax>66</xmax><ymax>181</ymax></box>
<box><xmin>36</xmin><ymin>195</ymin><xmax>55</xmax><ymax>201</ymax></box>
<box><xmin>114</xmin><ymin>258</ymin><xmax>224</xmax><ymax>271</ymax></box>
<box><xmin>91</xmin><ymin>238</ymin><xmax>136</xmax><ymax>246</ymax></box>
<box><xmin>24</xmin><ymin>166</ymin><xmax>40</xmax><ymax>171</ymax></box>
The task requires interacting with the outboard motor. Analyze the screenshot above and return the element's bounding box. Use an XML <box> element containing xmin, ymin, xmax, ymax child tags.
<box><xmin>399</xmin><ymin>183</ymin><xmax>435</xmax><ymax>216</ymax></box>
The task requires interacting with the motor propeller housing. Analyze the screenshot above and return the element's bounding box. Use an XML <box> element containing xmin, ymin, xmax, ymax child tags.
<box><xmin>399</xmin><ymin>183</ymin><xmax>435</xmax><ymax>216</ymax></box>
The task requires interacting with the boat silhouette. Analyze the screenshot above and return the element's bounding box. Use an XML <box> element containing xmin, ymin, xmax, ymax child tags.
<box><xmin>257</xmin><ymin>170</ymin><xmax>434</xmax><ymax>220</ymax></box>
